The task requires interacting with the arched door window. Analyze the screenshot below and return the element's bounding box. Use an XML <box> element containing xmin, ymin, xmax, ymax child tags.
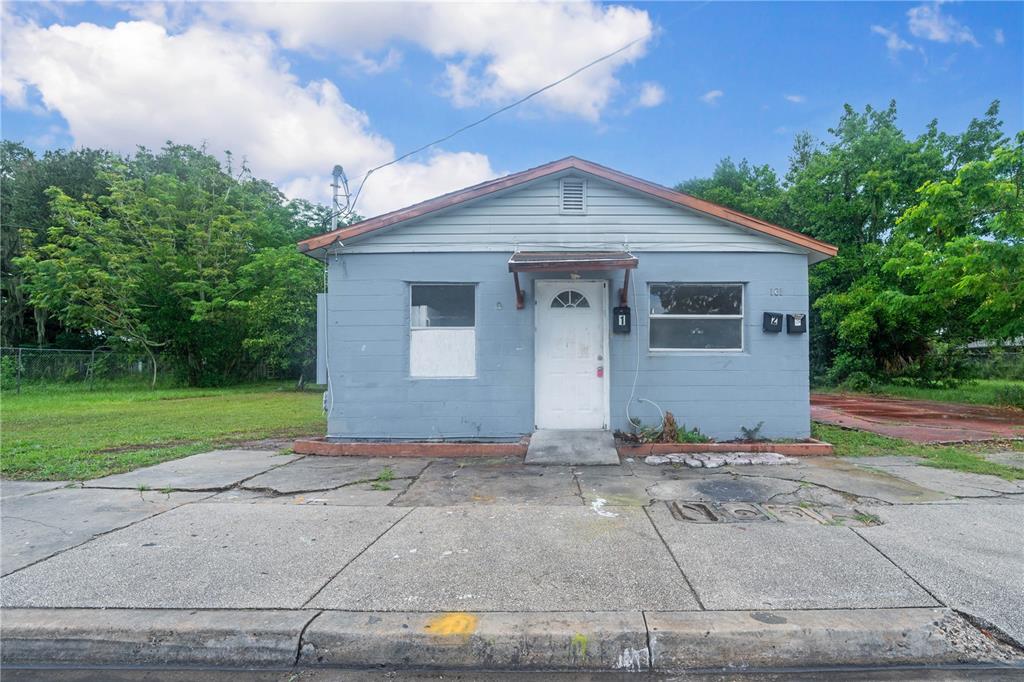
<box><xmin>551</xmin><ymin>290</ymin><xmax>590</xmax><ymax>309</ymax></box>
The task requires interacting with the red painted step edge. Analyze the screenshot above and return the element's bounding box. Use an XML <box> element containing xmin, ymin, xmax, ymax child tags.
<box><xmin>616</xmin><ymin>439</ymin><xmax>833</xmax><ymax>457</ymax></box>
<box><xmin>294</xmin><ymin>437</ymin><xmax>833</xmax><ymax>458</ymax></box>
<box><xmin>293</xmin><ymin>438</ymin><xmax>529</xmax><ymax>457</ymax></box>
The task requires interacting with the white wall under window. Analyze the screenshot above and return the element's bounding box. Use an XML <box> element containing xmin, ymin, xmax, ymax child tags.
<box><xmin>409</xmin><ymin>284</ymin><xmax>476</xmax><ymax>377</ymax></box>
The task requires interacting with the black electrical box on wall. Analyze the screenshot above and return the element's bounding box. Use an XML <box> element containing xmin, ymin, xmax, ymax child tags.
<box><xmin>763</xmin><ymin>312</ymin><xmax>783</xmax><ymax>333</ymax></box>
<box><xmin>613</xmin><ymin>306</ymin><xmax>631</xmax><ymax>334</ymax></box>
<box><xmin>787</xmin><ymin>313</ymin><xmax>807</xmax><ymax>334</ymax></box>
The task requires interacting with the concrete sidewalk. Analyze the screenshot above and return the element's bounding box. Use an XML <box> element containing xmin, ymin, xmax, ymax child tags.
<box><xmin>2</xmin><ymin>448</ymin><xmax>1023</xmax><ymax>674</ymax></box>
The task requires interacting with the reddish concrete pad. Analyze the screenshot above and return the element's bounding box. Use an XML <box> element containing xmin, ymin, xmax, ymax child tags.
<box><xmin>812</xmin><ymin>393</ymin><xmax>1024</xmax><ymax>444</ymax></box>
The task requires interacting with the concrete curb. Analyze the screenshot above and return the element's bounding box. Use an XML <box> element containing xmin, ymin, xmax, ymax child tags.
<box><xmin>647</xmin><ymin>608</ymin><xmax>989</xmax><ymax>670</ymax></box>
<box><xmin>0</xmin><ymin>609</ymin><xmax>313</xmax><ymax>668</ymax></box>
<box><xmin>300</xmin><ymin>611</ymin><xmax>649</xmax><ymax>671</ymax></box>
<box><xmin>2</xmin><ymin>607</ymin><xmax>1018</xmax><ymax>671</ymax></box>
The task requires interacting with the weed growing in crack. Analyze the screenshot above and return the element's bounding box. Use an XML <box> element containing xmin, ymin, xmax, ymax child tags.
<box><xmin>370</xmin><ymin>466</ymin><xmax>396</xmax><ymax>491</ymax></box>
<box><xmin>854</xmin><ymin>512</ymin><xmax>882</xmax><ymax>526</ymax></box>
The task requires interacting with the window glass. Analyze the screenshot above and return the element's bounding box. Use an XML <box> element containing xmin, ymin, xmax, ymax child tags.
<box><xmin>551</xmin><ymin>290</ymin><xmax>590</xmax><ymax>308</ymax></box>
<box><xmin>411</xmin><ymin>285</ymin><xmax>475</xmax><ymax>327</ymax></box>
<box><xmin>650</xmin><ymin>318</ymin><xmax>742</xmax><ymax>350</ymax></box>
<box><xmin>648</xmin><ymin>283</ymin><xmax>743</xmax><ymax>351</ymax></box>
<box><xmin>650</xmin><ymin>284</ymin><xmax>742</xmax><ymax>316</ymax></box>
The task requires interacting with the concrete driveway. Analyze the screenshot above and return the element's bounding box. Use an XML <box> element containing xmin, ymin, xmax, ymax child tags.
<box><xmin>2</xmin><ymin>448</ymin><xmax>1023</xmax><ymax>673</ymax></box>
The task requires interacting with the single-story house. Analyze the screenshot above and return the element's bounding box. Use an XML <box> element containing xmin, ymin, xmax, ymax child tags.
<box><xmin>298</xmin><ymin>157</ymin><xmax>837</xmax><ymax>443</ymax></box>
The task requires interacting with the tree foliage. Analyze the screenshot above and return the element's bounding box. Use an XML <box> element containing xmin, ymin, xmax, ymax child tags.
<box><xmin>10</xmin><ymin>143</ymin><xmax>337</xmax><ymax>386</ymax></box>
<box><xmin>677</xmin><ymin>101</ymin><xmax>1020</xmax><ymax>385</ymax></box>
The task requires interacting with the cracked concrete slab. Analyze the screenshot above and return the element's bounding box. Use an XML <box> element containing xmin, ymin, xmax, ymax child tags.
<box><xmin>857</xmin><ymin>503</ymin><xmax>1024</xmax><ymax>646</ymax></box>
<box><xmin>844</xmin><ymin>455</ymin><xmax>928</xmax><ymax>467</ymax></box>
<box><xmin>983</xmin><ymin>451</ymin><xmax>1024</xmax><ymax>470</ymax></box>
<box><xmin>574</xmin><ymin>469</ymin><xmax>654</xmax><ymax>506</ymax></box>
<box><xmin>83</xmin><ymin>449</ymin><xmax>300</xmax><ymax>490</ymax></box>
<box><xmin>0</xmin><ymin>503</ymin><xmax>408</xmax><ymax>609</ymax></box>
<box><xmin>865</xmin><ymin>464</ymin><xmax>1024</xmax><ymax>498</ymax></box>
<box><xmin>396</xmin><ymin>461</ymin><xmax>580</xmax><ymax>506</ymax></box>
<box><xmin>646</xmin><ymin>474</ymin><xmax>802</xmax><ymax>503</ymax></box>
<box><xmin>718</xmin><ymin>458</ymin><xmax>954</xmax><ymax>504</ymax></box>
<box><xmin>242</xmin><ymin>456</ymin><xmax>428</xmax><ymax>494</ymax></box>
<box><xmin>0</xmin><ymin>480</ymin><xmax>70</xmax><ymax>501</ymax></box>
<box><xmin>647</xmin><ymin>503</ymin><xmax>937</xmax><ymax>610</ymax></box>
<box><xmin>310</xmin><ymin>505</ymin><xmax>700</xmax><ymax>611</ymax></box>
<box><xmin>1</xmin><ymin>488</ymin><xmax>208</xmax><ymax>575</ymax></box>
<box><xmin>209</xmin><ymin>481</ymin><xmax>410</xmax><ymax>506</ymax></box>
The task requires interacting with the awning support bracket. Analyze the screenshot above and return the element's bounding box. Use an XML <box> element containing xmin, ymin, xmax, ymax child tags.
<box><xmin>513</xmin><ymin>272</ymin><xmax>525</xmax><ymax>310</ymax></box>
<box><xmin>618</xmin><ymin>268</ymin><xmax>630</xmax><ymax>306</ymax></box>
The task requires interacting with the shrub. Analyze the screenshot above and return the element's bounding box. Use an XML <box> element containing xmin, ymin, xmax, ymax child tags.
<box><xmin>840</xmin><ymin>371</ymin><xmax>875</xmax><ymax>392</ymax></box>
<box><xmin>0</xmin><ymin>356</ymin><xmax>17</xmax><ymax>388</ymax></box>
<box><xmin>994</xmin><ymin>384</ymin><xmax>1024</xmax><ymax>409</ymax></box>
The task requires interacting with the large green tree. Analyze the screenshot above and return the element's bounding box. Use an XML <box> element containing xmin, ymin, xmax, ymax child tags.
<box><xmin>1</xmin><ymin>143</ymin><xmax>113</xmax><ymax>347</ymax></box>
<box><xmin>14</xmin><ymin>143</ymin><xmax>331</xmax><ymax>386</ymax></box>
<box><xmin>677</xmin><ymin>101</ymin><xmax>1018</xmax><ymax>385</ymax></box>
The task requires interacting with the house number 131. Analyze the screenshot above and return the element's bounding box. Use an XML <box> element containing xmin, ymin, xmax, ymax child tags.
<box><xmin>769</xmin><ymin>287</ymin><xmax>783</xmax><ymax>296</ymax></box>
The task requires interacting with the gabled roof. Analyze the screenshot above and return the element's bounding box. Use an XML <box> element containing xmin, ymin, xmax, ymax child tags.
<box><xmin>297</xmin><ymin>156</ymin><xmax>838</xmax><ymax>260</ymax></box>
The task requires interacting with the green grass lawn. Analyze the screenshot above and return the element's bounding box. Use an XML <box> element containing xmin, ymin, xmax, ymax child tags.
<box><xmin>1</xmin><ymin>382</ymin><xmax>325</xmax><ymax>480</ymax></box>
<box><xmin>824</xmin><ymin>378</ymin><xmax>1024</xmax><ymax>409</ymax></box>
<box><xmin>813</xmin><ymin>422</ymin><xmax>1024</xmax><ymax>481</ymax></box>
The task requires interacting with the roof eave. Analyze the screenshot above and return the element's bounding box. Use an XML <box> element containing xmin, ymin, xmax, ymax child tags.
<box><xmin>295</xmin><ymin>156</ymin><xmax>839</xmax><ymax>261</ymax></box>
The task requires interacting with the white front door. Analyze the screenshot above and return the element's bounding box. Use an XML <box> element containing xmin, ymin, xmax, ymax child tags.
<box><xmin>534</xmin><ymin>280</ymin><xmax>608</xmax><ymax>430</ymax></box>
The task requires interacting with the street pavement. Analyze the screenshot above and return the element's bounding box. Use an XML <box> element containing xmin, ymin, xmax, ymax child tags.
<box><xmin>2</xmin><ymin>447</ymin><xmax>1023</xmax><ymax>673</ymax></box>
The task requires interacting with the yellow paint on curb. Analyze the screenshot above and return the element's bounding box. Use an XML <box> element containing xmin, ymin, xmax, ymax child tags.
<box><xmin>424</xmin><ymin>612</ymin><xmax>478</xmax><ymax>637</ymax></box>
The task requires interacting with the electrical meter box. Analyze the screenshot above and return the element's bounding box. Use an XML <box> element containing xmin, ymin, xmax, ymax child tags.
<box><xmin>763</xmin><ymin>312</ymin><xmax>783</xmax><ymax>333</ymax></box>
<box><xmin>613</xmin><ymin>306</ymin><xmax>631</xmax><ymax>334</ymax></box>
<box><xmin>787</xmin><ymin>313</ymin><xmax>807</xmax><ymax>334</ymax></box>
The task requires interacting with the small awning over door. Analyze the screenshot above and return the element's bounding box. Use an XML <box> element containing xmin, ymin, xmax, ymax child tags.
<box><xmin>508</xmin><ymin>251</ymin><xmax>638</xmax><ymax>272</ymax></box>
<box><xmin>507</xmin><ymin>251</ymin><xmax>638</xmax><ymax>308</ymax></box>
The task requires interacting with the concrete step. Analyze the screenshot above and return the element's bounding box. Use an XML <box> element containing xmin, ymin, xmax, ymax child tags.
<box><xmin>525</xmin><ymin>429</ymin><xmax>619</xmax><ymax>465</ymax></box>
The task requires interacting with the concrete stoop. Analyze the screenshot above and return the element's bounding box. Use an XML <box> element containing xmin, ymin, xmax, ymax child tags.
<box><xmin>525</xmin><ymin>429</ymin><xmax>619</xmax><ymax>465</ymax></box>
<box><xmin>2</xmin><ymin>607</ymin><xmax>1021</xmax><ymax>672</ymax></box>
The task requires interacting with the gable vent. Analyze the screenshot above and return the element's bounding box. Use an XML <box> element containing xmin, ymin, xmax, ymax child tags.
<box><xmin>559</xmin><ymin>177</ymin><xmax>587</xmax><ymax>214</ymax></box>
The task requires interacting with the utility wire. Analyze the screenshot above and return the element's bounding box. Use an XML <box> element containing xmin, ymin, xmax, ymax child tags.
<box><xmin>342</xmin><ymin>33</ymin><xmax>649</xmax><ymax>219</ymax></box>
<box><xmin>338</xmin><ymin>1</ymin><xmax>710</xmax><ymax>222</ymax></box>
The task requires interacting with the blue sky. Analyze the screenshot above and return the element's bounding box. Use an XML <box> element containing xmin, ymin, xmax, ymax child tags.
<box><xmin>2</xmin><ymin>1</ymin><xmax>1020</xmax><ymax>216</ymax></box>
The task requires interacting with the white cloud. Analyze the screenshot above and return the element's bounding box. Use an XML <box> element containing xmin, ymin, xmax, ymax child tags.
<box><xmin>784</xmin><ymin>94</ymin><xmax>806</xmax><ymax>104</ymax></box>
<box><xmin>907</xmin><ymin>2</ymin><xmax>979</xmax><ymax>46</ymax></box>
<box><xmin>871</xmin><ymin>25</ymin><xmax>914</xmax><ymax>56</ymax></box>
<box><xmin>699</xmin><ymin>89</ymin><xmax>723</xmax><ymax>105</ymax></box>
<box><xmin>994</xmin><ymin>28</ymin><xmax>1005</xmax><ymax>45</ymax></box>
<box><xmin>1</xmin><ymin>17</ymin><xmax>498</xmax><ymax>217</ymax></box>
<box><xmin>351</xmin><ymin>48</ymin><xmax>403</xmax><ymax>76</ymax></box>
<box><xmin>203</xmin><ymin>2</ymin><xmax>654</xmax><ymax>121</ymax></box>
<box><xmin>635</xmin><ymin>82</ymin><xmax>665</xmax><ymax>108</ymax></box>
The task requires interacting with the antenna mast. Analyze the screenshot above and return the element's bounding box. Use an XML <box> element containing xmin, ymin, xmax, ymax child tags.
<box><xmin>330</xmin><ymin>165</ymin><xmax>350</xmax><ymax>231</ymax></box>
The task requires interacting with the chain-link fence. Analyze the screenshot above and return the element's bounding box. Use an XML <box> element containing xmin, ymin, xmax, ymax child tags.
<box><xmin>1</xmin><ymin>347</ymin><xmax>159</xmax><ymax>392</ymax></box>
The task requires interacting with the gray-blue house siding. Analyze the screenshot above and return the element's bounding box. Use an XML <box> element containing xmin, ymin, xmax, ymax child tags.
<box><xmin>302</xmin><ymin>158</ymin><xmax>836</xmax><ymax>442</ymax></box>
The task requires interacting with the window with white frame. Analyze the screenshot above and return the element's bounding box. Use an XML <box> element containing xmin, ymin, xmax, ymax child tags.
<box><xmin>409</xmin><ymin>284</ymin><xmax>476</xmax><ymax>377</ymax></box>
<box><xmin>649</xmin><ymin>283</ymin><xmax>744</xmax><ymax>351</ymax></box>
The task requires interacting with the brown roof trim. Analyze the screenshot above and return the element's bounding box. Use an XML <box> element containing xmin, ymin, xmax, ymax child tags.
<box><xmin>297</xmin><ymin>156</ymin><xmax>838</xmax><ymax>259</ymax></box>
